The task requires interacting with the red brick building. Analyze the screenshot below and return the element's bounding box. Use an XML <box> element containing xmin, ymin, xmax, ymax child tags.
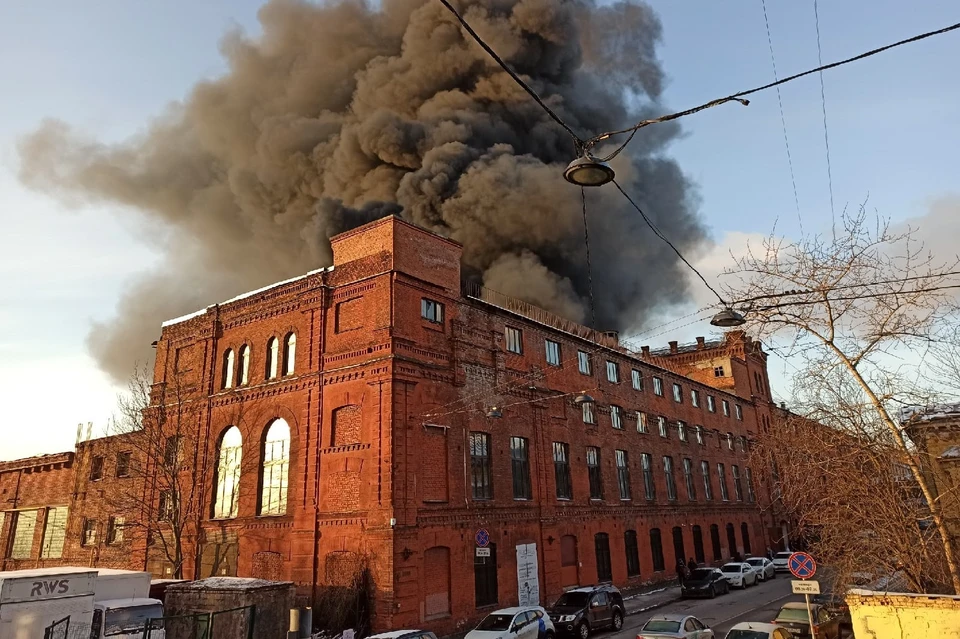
<box><xmin>1</xmin><ymin>216</ymin><xmax>778</xmax><ymax>633</ymax></box>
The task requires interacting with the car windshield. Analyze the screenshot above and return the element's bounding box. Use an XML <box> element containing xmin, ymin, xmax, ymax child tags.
<box><xmin>104</xmin><ymin>604</ymin><xmax>164</xmax><ymax>636</ymax></box>
<box><xmin>777</xmin><ymin>608</ymin><xmax>811</xmax><ymax>622</ymax></box>
<box><xmin>776</xmin><ymin>552</ymin><xmax>793</xmax><ymax>560</ymax></box>
<box><xmin>721</xmin><ymin>564</ymin><xmax>742</xmax><ymax>573</ymax></box>
<box><xmin>746</xmin><ymin>558</ymin><xmax>764</xmax><ymax>566</ymax></box>
<box><xmin>554</xmin><ymin>592</ymin><xmax>591</xmax><ymax>608</ymax></box>
<box><xmin>725</xmin><ymin>631</ymin><xmax>769</xmax><ymax>639</ymax></box>
<box><xmin>690</xmin><ymin>568</ymin><xmax>715</xmax><ymax>580</ymax></box>
<box><xmin>641</xmin><ymin>620</ymin><xmax>680</xmax><ymax>633</ymax></box>
<box><xmin>477</xmin><ymin>614</ymin><xmax>514</xmax><ymax>631</ymax></box>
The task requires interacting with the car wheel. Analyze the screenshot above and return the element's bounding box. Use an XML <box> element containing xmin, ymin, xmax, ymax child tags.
<box><xmin>709</xmin><ymin>585</ymin><xmax>717</xmax><ymax>599</ymax></box>
<box><xmin>612</xmin><ymin>611</ymin><xmax>623</xmax><ymax>631</ymax></box>
<box><xmin>577</xmin><ymin>622</ymin><xmax>589</xmax><ymax>639</ymax></box>
<box><xmin>545</xmin><ymin>632</ymin><xmax>554</xmax><ymax>639</ymax></box>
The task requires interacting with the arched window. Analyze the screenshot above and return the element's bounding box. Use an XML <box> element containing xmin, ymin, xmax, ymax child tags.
<box><xmin>283</xmin><ymin>333</ymin><xmax>296</xmax><ymax>376</ymax></box>
<box><xmin>710</xmin><ymin>524</ymin><xmax>722</xmax><ymax>561</ymax></box>
<box><xmin>213</xmin><ymin>427</ymin><xmax>242</xmax><ymax>519</ymax></box>
<box><xmin>238</xmin><ymin>345</ymin><xmax>250</xmax><ymax>386</ymax></box>
<box><xmin>741</xmin><ymin>522</ymin><xmax>752</xmax><ymax>555</ymax></box>
<box><xmin>222</xmin><ymin>349</ymin><xmax>235</xmax><ymax>389</ymax></box>
<box><xmin>624</xmin><ymin>530</ymin><xmax>640</xmax><ymax>577</ymax></box>
<box><xmin>260</xmin><ymin>419</ymin><xmax>290</xmax><ymax>516</ymax></box>
<box><xmin>594</xmin><ymin>532</ymin><xmax>612</xmax><ymax>582</ymax></box>
<box><xmin>726</xmin><ymin>523</ymin><xmax>738</xmax><ymax>558</ymax></box>
<box><xmin>649</xmin><ymin>528</ymin><xmax>664</xmax><ymax>572</ymax></box>
<box><xmin>265</xmin><ymin>337</ymin><xmax>279</xmax><ymax>380</ymax></box>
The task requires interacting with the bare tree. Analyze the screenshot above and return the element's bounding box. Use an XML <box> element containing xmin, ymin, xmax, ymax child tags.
<box><xmin>726</xmin><ymin>205</ymin><xmax>960</xmax><ymax>593</ymax></box>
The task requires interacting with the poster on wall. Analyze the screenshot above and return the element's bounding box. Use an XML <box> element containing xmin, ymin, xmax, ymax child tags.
<box><xmin>516</xmin><ymin>542</ymin><xmax>540</xmax><ymax>606</ymax></box>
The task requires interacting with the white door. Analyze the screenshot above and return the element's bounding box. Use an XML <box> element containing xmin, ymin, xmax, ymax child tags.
<box><xmin>516</xmin><ymin>543</ymin><xmax>540</xmax><ymax>606</ymax></box>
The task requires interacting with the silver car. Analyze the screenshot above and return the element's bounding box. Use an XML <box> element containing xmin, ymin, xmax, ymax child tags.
<box><xmin>745</xmin><ymin>556</ymin><xmax>777</xmax><ymax>581</ymax></box>
<box><xmin>637</xmin><ymin>614</ymin><xmax>714</xmax><ymax>638</ymax></box>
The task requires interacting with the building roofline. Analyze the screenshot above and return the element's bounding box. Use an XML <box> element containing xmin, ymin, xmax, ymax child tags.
<box><xmin>331</xmin><ymin>214</ymin><xmax>463</xmax><ymax>250</ymax></box>
<box><xmin>0</xmin><ymin>451</ymin><xmax>74</xmax><ymax>472</ymax></box>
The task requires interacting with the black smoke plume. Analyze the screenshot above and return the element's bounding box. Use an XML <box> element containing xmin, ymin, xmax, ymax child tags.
<box><xmin>19</xmin><ymin>0</ymin><xmax>705</xmax><ymax>382</ymax></box>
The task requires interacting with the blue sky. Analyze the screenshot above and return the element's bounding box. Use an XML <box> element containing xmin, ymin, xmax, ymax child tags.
<box><xmin>2</xmin><ymin>1</ymin><xmax>958</xmax><ymax>460</ymax></box>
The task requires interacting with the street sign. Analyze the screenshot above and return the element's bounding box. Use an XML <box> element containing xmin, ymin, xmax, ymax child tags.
<box><xmin>476</xmin><ymin>528</ymin><xmax>490</xmax><ymax>548</ymax></box>
<box><xmin>788</xmin><ymin>552</ymin><xmax>817</xmax><ymax>579</ymax></box>
<box><xmin>792</xmin><ymin>580</ymin><xmax>821</xmax><ymax>595</ymax></box>
<box><xmin>476</xmin><ymin>547</ymin><xmax>491</xmax><ymax>557</ymax></box>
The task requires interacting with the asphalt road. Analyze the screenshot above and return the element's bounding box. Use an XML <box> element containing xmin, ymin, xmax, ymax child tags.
<box><xmin>608</xmin><ymin>575</ymin><xmax>799</xmax><ymax>638</ymax></box>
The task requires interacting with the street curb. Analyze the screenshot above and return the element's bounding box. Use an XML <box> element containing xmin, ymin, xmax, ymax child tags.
<box><xmin>624</xmin><ymin>594</ymin><xmax>684</xmax><ymax>617</ymax></box>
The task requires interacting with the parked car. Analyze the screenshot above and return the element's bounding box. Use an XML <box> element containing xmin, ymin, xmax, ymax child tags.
<box><xmin>772</xmin><ymin>552</ymin><xmax>793</xmax><ymax>572</ymax></box>
<box><xmin>721</xmin><ymin>562</ymin><xmax>759</xmax><ymax>589</ymax></box>
<box><xmin>772</xmin><ymin>602</ymin><xmax>841</xmax><ymax>639</ymax></box>
<box><xmin>724</xmin><ymin>622</ymin><xmax>793</xmax><ymax>639</ymax></box>
<box><xmin>745</xmin><ymin>557</ymin><xmax>776</xmax><ymax>581</ymax></box>
<box><xmin>548</xmin><ymin>585</ymin><xmax>624</xmax><ymax>639</ymax></box>
<box><xmin>681</xmin><ymin>568</ymin><xmax>731</xmax><ymax>598</ymax></box>
<box><xmin>466</xmin><ymin>606</ymin><xmax>556</xmax><ymax>639</ymax></box>
<box><xmin>369</xmin><ymin>631</ymin><xmax>439</xmax><ymax>639</ymax></box>
<box><xmin>637</xmin><ymin>614</ymin><xmax>714</xmax><ymax>638</ymax></box>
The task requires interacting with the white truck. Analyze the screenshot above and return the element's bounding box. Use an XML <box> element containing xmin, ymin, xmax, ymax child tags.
<box><xmin>0</xmin><ymin>567</ymin><xmax>164</xmax><ymax>639</ymax></box>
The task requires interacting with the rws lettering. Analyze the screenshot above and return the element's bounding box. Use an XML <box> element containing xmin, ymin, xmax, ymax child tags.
<box><xmin>30</xmin><ymin>579</ymin><xmax>71</xmax><ymax>597</ymax></box>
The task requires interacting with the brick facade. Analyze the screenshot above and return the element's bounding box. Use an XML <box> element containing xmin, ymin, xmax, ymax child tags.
<box><xmin>1</xmin><ymin>216</ymin><xmax>779</xmax><ymax>634</ymax></box>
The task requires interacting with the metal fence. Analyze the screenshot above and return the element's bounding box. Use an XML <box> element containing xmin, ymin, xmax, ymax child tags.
<box><xmin>144</xmin><ymin>605</ymin><xmax>256</xmax><ymax>639</ymax></box>
<box><xmin>43</xmin><ymin>616</ymin><xmax>70</xmax><ymax>639</ymax></box>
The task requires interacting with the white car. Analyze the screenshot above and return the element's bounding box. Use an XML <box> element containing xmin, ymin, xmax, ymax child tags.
<box><xmin>772</xmin><ymin>551</ymin><xmax>793</xmax><ymax>572</ymax></box>
<box><xmin>720</xmin><ymin>562</ymin><xmax>759</xmax><ymax>589</ymax></box>
<box><xmin>466</xmin><ymin>606</ymin><xmax>555</xmax><ymax>639</ymax></box>
<box><xmin>724</xmin><ymin>622</ymin><xmax>794</xmax><ymax>639</ymax></box>
<box><xmin>637</xmin><ymin>614</ymin><xmax>713</xmax><ymax>638</ymax></box>
<box><xmin>745</xmin><ymin>557</ymin><xmax>776</xmax><ymax>581</ymax></box>
<box><xmin>369</xmin><ymin>632</ymin><xmax>438</xmax><ymax>639</ymax></box>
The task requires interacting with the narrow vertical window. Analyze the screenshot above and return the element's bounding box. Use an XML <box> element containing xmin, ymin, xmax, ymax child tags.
<box><xmin>474</xmin><ymin>542</ymin><xmax>498</xmax><ymax>607</ymax></box>
<box><xmin>637</xmin><ymin>411</ymin><xmax>648</xmax><ymax>433</ymax></box>
<box><xmin>663</xmin><ymin>456</ymin><xmax>677</xmax><ymax>501</ymax></box>
<box><xmin>727</xmin><ymin>433</ymin><xmax>735</xmax><ymax>450</ymax></box>
<box><xmin>553</xmin><ymin>442</ymin><xmax>572</xmax><ymax>499</ymax></box>
<box><xmin>653</xmin><ymin>377</ymin><xmax>664</xmax><ymax>396</ymax></box>
<box><xmin>238</xmin><ymin>345</ymin><xmax>250</xmax><ymax>385</ymax></box>
<box><xmin>722</xmin><ymin>400</ymin><xmax>730</xmax><ymax>417</ymax></box>
<box><xmin>606</xmin><ymin>361</ymin><xmax>619</xmax><ymax>383</ymax></box>
<box><xmin>691</xmin><ymin>389</ymin><xmax>700</xmax><ymax>407</ymax></box>
<box><xmin>587</xmin><ymin>447</ymin><xmax>603</xmax><ymax>500</ymax></box>
<box><xmin>582</xmin><ymin>402</ymin><xmax>596</xmax><ymax>425</ymax></box>
<box><xmin>89</xmin><ymin>456</ymin><xmax>104</xmax><ymax>481</ymax></box>
<box><xmin>624</xmin><ymin>530</ymin><xmax>641</xmax><ymax>577</ymax></box>
<box><xmin>616</xmin><ymin>450</ymin><xmax>631</xmax><ymax>500</ymax></box>
<box><xmin>595</xmin><ymin>533</ymin><xmax>612</xmax><ymax>582</ymax></box>
<box><xmin>610</xmin><ymin>405</ymin><xmax>623</xmax><ymax>429</ymax></box>
<box><xmin>116</xmin><ymin>452</ymin><xmax>131</xmax><ymax>478</ymax></box>
<box><xmin>683</xmin><ymin>458</ymin><xmax>696</xmax><ymax>501</ymax></box>
<box><xmin>81</xmin><ymin>518</ymin><xmax>97</xmax><ymax>547</ymax></box>
<box><xmin>266</xmin><ymin>338</ymin><xmax>279</xmax><ymax>380</ymax></box>
<box><xmin>222</xmin><ymin>349</ymin><xmax>235</xmax><ymax>389</ymax></box>
<box><xmin>692</xmin><ymin>525</ymin><xmax>705</xmax><ymax>564</ymax></box>
<box><xmin>695</xmin><ymin>426</ymin><xmax>705</xmax><ymax>446</ymax></box>
<box><xmin>672</xmin><ymin>383</ymin><xmax>683</xmax><ymax>403</ymax></box>
<box><xmin>746</xmin><ymin>467</ymin><xmax>756</xmax><ymax>503</ymax></box>
<box><xmin>678</xmin><ymin>421</ymin><xmax>688</xmax><ymax>442</ymax></box>
<box><xmin>701</xmin><ymin>461</ymin><xmax>713</xmax><ymax>500</ymax></box>
<box><xmin>283</xmin><ymin>333</ymin><xmax>296</xmax><ymax>375</ymax></box>
<box><xmin>741</xmin><ymin>523</ymin><xmax>752</xmax><ymax>555</ymax></box>
<box><xmin>642</xmin><ymin>453</ymin><xmax>655</xmax><ymax>500</ymax></box>
<box><xmin>735</xmin><ymin>404</ymin><xmax>743</xmax><ymax>420</ymax></box>
<box><xmin>718</xmin><ymin>463</ymin><xmax>729</xmax><ymax>502</ymax></box>
<box><xmin>214</xmin><ymin>426</ymin><xmax>242</xmax><ymax>518</ymax></box>
<box><xmin>107</xmin><ymin>516</ymin><xmax>124</xmax><ymax>545</ymax></box>
<box><xmin>658</xmin><ymin>416</ymin><xmax>668</xmax><ymax>438</ymax></box>
<box><xmin>260</xmin><ymin>419</ymin><xmax>291</xmax><ymax>515</ymax></box>
<box><xmin>707</xmin><ymin>395</ymin><xmax>716</xmax><ymax>413</ymax></box>
<box><xmin>649</xmin><ymin>528</ymin><xmax>664</xmax><ymax>572</ymax></box>
<box><xmin>40</xmin><ymin>507</ymin><xmax>68</xmax><ymax>559</ymax></box>
<box><xmin>578</xmin><ymin>350</ymin><xmax>592</xmax><ymax>375</ymax></box>
<box><xmin>511</xmin><ymin>437</ymin><xmax>531</xmax><ymax>500</ymax></box>
<box><xmin>726</xmin><ymin>523</ymin><xmax>738</xmax><ymax>558</ymax></box>
<box><xmin>470</xmin><ymin>432</ymin><xmax>493</xmax><ymax>500</ymax></box>
<box><xmin>710</xmin><ymin>524</ymin><xmax>722</xmax><ymax>561</ymax></box>
<box><xmin>545</xmin><ymin>339</ymin><xmax>561</xmax><ymax>366</ymax></box>
<box><xmin>505</xmin><ymin>327</ymin><xmax>523</xmax><ymax>354</ymax></box>
<box><xmin>732</xmin><ymin>464</ymin><xmax>743</xmax><ymax>502</ymax></box>
<box><xmin>631</xmin><ymin>369</ymin><xmax>643</xmax><ymax>390</ymax></box>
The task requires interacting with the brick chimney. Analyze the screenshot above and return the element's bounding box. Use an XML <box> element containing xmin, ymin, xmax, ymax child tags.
<box><xmin>696</xmin><ymin>336</ymin><xmax>705</xmax><ymax>349</ymax></box>
<box><xmin>669</xmin><ymin>341</ymin><xmax>678</xmax><ymax>353</ymax></box>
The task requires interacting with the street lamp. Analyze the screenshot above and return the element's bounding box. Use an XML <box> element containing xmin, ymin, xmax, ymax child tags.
<box><xmin>574</xmin><ymin>392</ymin><xmax>596</xmax><ymax>406</ymax></box>
<box><xmin>563</xmin><ymin>156</ymin><xmax>615</xmax><ymax>187</ymax></box>
<box><xmin>710</xmin><ymin>308</ymin><xmax>746</xmax><ymax>327</ymax></box>
<box><xmin>486</xmin><ymin>406</ymin><xmax>503</xmax><ymax>418</ymax></box>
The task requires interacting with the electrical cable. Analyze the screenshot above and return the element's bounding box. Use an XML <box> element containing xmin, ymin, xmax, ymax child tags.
<box><xmin>813</xmin><ymin>0</ymin><xmax>837</xmax><ymax>240</ymax></box>
<box><xmin>611</xmin><ymin>178</ymin><xmax>728</xmax><ymax>306</ymax></box>
<box><xmin>751</xmin><ymin>284</ymin><xmax>960</xmax><ymax>313</ymax></box>
<box><xmin>436</xmin><ymin>0</ymin><xmax>584</xmax><ymax>146</ymax></box>
<box><xmin>588</xmin><ymin>20</ymin><xmax>960</xmax><ymax>154</ymax></box>
<box><xmin>761</xmin><ymin>0</ymin><xmax>803</xmax><ymax>233</ymax></box>
<box><xmin>730</xmin><ymin>271</ymin><xmax>960</xmax><ymax>306</ymax></box>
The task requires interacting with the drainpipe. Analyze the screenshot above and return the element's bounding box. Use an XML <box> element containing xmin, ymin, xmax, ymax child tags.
<box><xmin>312</xmin><ymin>286</ymin><xmax>328</xmax><ymax>606</ymax></box>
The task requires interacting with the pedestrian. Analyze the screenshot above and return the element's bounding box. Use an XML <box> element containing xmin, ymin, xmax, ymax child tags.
<box><xmin>733</xmin><ymin>550</ymin><xmax>743</xmax><ymax>563</ymax></box>
<box><xmin>766</xmin><ymin>547</ymin><xmax>774</xmax><ymax>561</ymax></box>
<box><xmin>676</xmin><ymin>558</ymin><xmax>687</xmax><ymax>585</ymax></box>
<box><xmin>687</xmin><ymin>557</ymin><xmax>697</xmax><ymax>574</ymax></box>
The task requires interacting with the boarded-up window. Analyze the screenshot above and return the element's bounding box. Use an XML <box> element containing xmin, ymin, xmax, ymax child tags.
<box><xmin>252</xmin><ymin>551</ymin><xmax>283</xmax><ymax>581</ymax></box>
<box><xmin>560</xmin><ymin>535</ymin><xmax>578</xmax><ymax>588</ymax></box>
<box><xmin>201</xmin><ymin>530</ymin><xmax>238</xmax><ymax>577</ymax></box>
<box><xmin>11</xmin><ymin>511</ymin><xmax>38</xmax><ymax>559</ymax></box>
<box><xmin>325</xmin><ymin>551</ymin><xmax>363</xmax><ymax>587</ymax></box>
<box><xmin>336</xmin><ymin>297</ymin><xmax>364</xmax><ymax>332</ymax></box>
<box><xmin>421</xmin><ymin>427</ymin><xmax>448</xmax><ymax>502</ymax></box>
<box><xmin>41</xmin><ymin>507</ymin><xmax>68</xmax><ymax>559</ymax></box>
<box><xmin>332</xmin><ymin>405</ymin><xmax>361</xmax><ymax>447</ymax></box>
<box><xmin>423</xmin><ymin>546</ymin><xmax>451</xmax><ymax>618</ymax></box>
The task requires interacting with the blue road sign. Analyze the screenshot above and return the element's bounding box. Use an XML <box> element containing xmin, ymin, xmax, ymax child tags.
<box><xmin>476</xmin><ymin>528</ymin><xmax>490</xmax><ymax>548</ymax></box>
<box><xmin>788</xmin><ymin>552</ymin><xmax>817</xmax><ymax>579</ymax></box>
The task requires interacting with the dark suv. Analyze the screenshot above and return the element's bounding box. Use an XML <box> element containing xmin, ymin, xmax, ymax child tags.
<box><xmin>548</xmin><ymin>585</ymin><xmax>624</xmax><ymax>639</ymax></box>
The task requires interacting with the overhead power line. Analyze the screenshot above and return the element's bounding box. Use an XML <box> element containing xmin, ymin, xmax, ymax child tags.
<box><xmin>730</xmin><ymin>270</ymin><xmax>960</xmax><ymax>306</ymax></box>
<box><xmin>752</xmin><ymin>284</ymin><xmax>960</xmax><ymax>312</ymax></box>
<box><xmin>813</xmin><ymin>0</ymin><xmax>837</xmax><ymax>239</ymax></box>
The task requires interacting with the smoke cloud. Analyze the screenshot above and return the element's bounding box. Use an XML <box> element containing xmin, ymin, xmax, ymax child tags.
<box><xmin>19</xmin><ymin>0</ymin><xmax>705</xmax><ymax>382</ymax></box>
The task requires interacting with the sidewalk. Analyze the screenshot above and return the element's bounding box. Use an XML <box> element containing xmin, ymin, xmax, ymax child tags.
<box><xmin>621</xmin><ymin>582</ymin><xmax>684</xmax><ymax>616</ymax></box>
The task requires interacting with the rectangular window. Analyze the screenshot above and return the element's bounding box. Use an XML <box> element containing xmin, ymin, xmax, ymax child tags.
<box><xmin>421</xmin><ymin>298</ymin><xmax>444</xmax><ymax>323</ymax></box>
<box><xmin>89</xmin><ymin>456</ymin><xmax>104</xmax><ymax>481</ymax></box>
<box><xmin>683</xmin><ymin>458</ymin><xmax>697</xmax><ymax>500</ymax></box>
<box><xmin>475</xmin><ymin>542</ymin><xmax>498</xmax><ymax>607</ymax></box>
<box><xmin>595</xmin><ymin>533</ymin><xmax>612</xmax><ymax>583</ymax></box>
<box><xmin>41</xmin><ymin>507</ymin><xmax>68</xmax><ymax>559</ymax></box>
<box><xmin>470</xmin><ymin>433</ymin><xmax>493</xmax><ymax>500</ymax></box>
<box><xmin>81</xmin><ymin>518</ymin><xmax>97</xmax><ymax>547</ymax></box>
<box><xmin>714</xmin><ymin>366</ymin><xmax>725</xmax><ymax>377</ymax></box>
<box><xmin>637</xmin><ymin>411</ymin><xmax>648</xmax><ymax>433</ymax></box>
<box><xmin>735</xmin><ymin>404</ymin><xmax>743</xmax><ymax>420</ymax></box>
<box><xmin>616</xmin><ymin>450</ymin><xmax>631</xmax><ymax>500</ymax></box>
<box><xmin>631</xmin><ymin>369</ymin><xmax>643</xmax><ymax>390</ymax></box>
<box><xmin>653</xmin><ymin>376</ymin><xmax>664</xmax><ymax>396</ymax></box>
<box><xmin>650</xmin><ymin>528</ymin><xmax>665</xmax><ymax>572</ymax></box>
<box><xmin>510</xmin><ymin>437</ymin><xmax>532</xmax><ymax>500</ymax></box>
<box><xmin>554</xmin><ymin>442</ymin><xmax>572</xmax><ymax>500</ymax></box>
<box><xmin>695</xmin><ymin>426</ymin><xmax>704</xmax><ymax>446</ymax></box>
<box><xmin>116</xmin><ymin>452</ymin><xmax>131</xmax><ymax>478</ymax></box>
<box><xmin>610</xmin><ymin>405</ymin><xmax>623</xmax><ymax>429</ymax></box>
<box><xmin>587</xmin><ymin>447</ymin><xmax>603</xmax><ymax>500</ymax></box>
<box><xmin>718</xmin><ymin>463</ymin><xmax>730</xmax><ymax>501</ymax></box>
<box><xmin>582</xmin><ymin>402</ymin><xmax>596</xmax><ymax>425</ymax></box>
<box><xmin>107</xmin><ymin>516</ymin><xmax>125</xmax><ymax>545</ymax></box>
<box><xmin>158</xmin><ymin>490</ymin><xmax>173</xmax><ymax>521</ymax></box>
<box><xmin>663</xmin><ymin>456</ymin><xmax>677</xmax><ymax>501</ymax></box>
<box><xmin>642</xmin><ymin>453</ymin><xmax>655</xmax><ymax>500</ymax></box>
<box><xmin>164</xmin><ymin>436</ymin><xmax>181</xmax><ymax>468</ymax></box>
<box><xmin>545</xmin><ymin>339</ymin><xmax>561</xmax><ymax>366</ymax></box>
<box><xmin>691</xmin><ymin>389</ymin><xmax>700</xmax><ymax>407</ymax></box>
<box><xmin>707</xmin><ymin>395</ymin><xmax>716</xmax><ymax>413</ymax></box>
<box><xmin>505</xmin><ymin>327</ymin><xmax>523</xmax><ymax>354</ymax></box>
<box><xmin>727</xmin><ymin>433</ymin><xmax>735</xmax><ymax>450</ymax></box>
<box><xmin>746</xmin><ymin>467</ymin><xmax>756</xmax><ymax>503</ymax></box>
<box><xmin>732</xmin><ymin>464</ymin><xmax>744</xmax><ymax>501</ymax></box>
<box><xmin>658</xmin><ymin>415</ymin><xmax>668</xmax><ymax>438</ymax></box>
<box><xmin>606</xmin><ymin>361</ymin><xmax>619</xmax><ymax>383</ymax></box>
<box><xmin>624</xmin><ymin>530</ymin><xmax>641</xmax><ymax>577</ymax></box>
<box><xmin>701</xmin><ymin>461</ymin><xmax>713</xmax><ymax>500</ymax></box>
<box><xmin>722</xmin><ymin>399</ymin><xmax>731</xmax><ymax>417</ymax></box>
<box><xmin>578</xmin><ymin>350</ymin><xmax>592</xmax><ymax>375</ymax></box>
<box><xmin>11</xmin><ymin>511</ymin><xmax>38</xmax><ymax>559</ymax></box>
<box><xmin>672</xmin><ymin>383</ymin><xmax>683</xmax><ymax>403</ymax></box>
<box><xmin>678</xmin><ymin>420</ymin><xmax>688</xmax><ymax>442</ymax></box>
